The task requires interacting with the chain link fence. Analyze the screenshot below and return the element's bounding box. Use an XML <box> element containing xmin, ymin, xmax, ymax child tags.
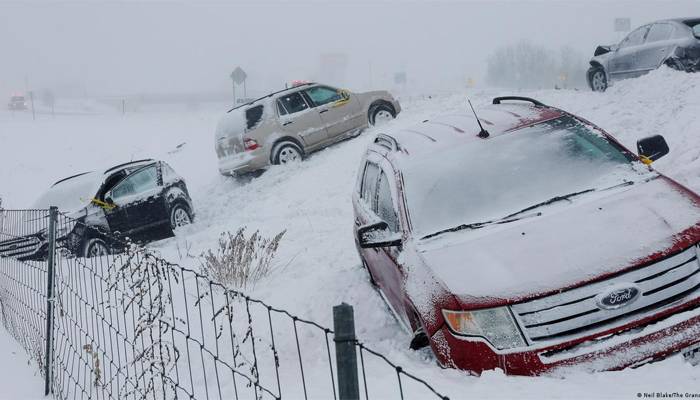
<box><xmin>0</xmin><ymin>208</ymin><xmax>449</xmax><ymax>400</ymax></box>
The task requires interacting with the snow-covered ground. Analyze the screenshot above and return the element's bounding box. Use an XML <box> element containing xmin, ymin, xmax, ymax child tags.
<box><xmin>0</xmin><ymin>328</ymin><xmax>44</xmax><ymax>400</ymax></box>
<box><xmin>2</xmin><ymin>68</ymin><xmax>700</xmax><ymax>399</ymax></box>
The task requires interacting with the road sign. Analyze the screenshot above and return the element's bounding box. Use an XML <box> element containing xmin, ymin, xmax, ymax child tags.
<box><xmin>394</xmin><ymin>72</ymin><xmax>407</xmax><ymax>85</ymax></box>
<box><xmin>614</xmin><ymin>18</ymin><xmax>631</xmax><ymax>33</ymax></box>
<box><xmin>230</xmin><ymin>67</ymin><xmax>247</xmax><ymax>84</ymax></box>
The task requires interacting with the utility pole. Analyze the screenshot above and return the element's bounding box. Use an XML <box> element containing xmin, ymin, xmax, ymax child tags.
<box><xmin>29</xmin><ymin>91</ymin><xmax>36</xmax><ymax>121</ymax></box>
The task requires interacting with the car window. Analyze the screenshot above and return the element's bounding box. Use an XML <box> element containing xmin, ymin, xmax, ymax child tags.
<box><xmin>691</xmin><ymin>23</ymin><xmax>700</xmax><ymax>38</ymax></box>
<box><xmin>620</xmin><ymin>26</ymin><xmax>649</xmax><ymax>48</ymax></box>
<box><xmin>277</xmin><ymin>92</ymin><xmax>309</xmax><ymax>115</ymax></box>
<box><xmin>647</xmin><ymin>23</ymin><xmax>674</xmax><ymax>42</ymax></box>
<box><xmin>360</xmin><ymin>162</ymin><xmax>381</xmax><ymax>212</ymax></box>
<box><xmin>305</xmin><ymin>86</ymin><xmax>342</xmax><ymax>107</ymax></box>
<box><xmin>277</xmin><ymin>100</ymin><xmax>288</xmax><ymax>116</ymax></box>
<box><xmin>245</xmin><ymin>105</ymin><xmax>264</xmax><ymax>130</ymax></box>
<box><xmin>377</xmin><ymin>171</ymin><xmax>399</xmax><ymax>232</ymax></box>
<box><xmin>110</xmin><ymin>166</ymin><xmax>158</xmax><ymax>201</ymax></box>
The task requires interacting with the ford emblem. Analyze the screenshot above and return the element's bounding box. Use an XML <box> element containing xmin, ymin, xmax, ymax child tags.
<box><xmin>595</xmin><ymin>284</ymin><xmax>641</xmax><ymax>310</ymax></box>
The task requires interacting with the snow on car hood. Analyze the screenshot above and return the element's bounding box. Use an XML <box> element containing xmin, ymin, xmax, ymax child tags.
<box><xmin>33</xmin><ymin>171</ymin><xmax>102</xmax><ymax>213</ymax></box>
<box><xmin>414</xmin><ymin>177</ymin><xmax>700</xmax><ymax>301</ymax></box>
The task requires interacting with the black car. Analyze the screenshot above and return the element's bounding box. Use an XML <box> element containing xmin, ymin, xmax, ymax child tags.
<box><xmin>588</xmin><ymin>18</ymin><xmax>700</xmax><ymax>91</ymax></box>
<box><xmin>0</xmin><ymin>159</ymin><xmax>195</xmax><ymax>260</ymax></box>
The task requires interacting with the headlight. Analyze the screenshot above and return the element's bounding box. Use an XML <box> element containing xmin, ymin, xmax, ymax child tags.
<box><xmin>442</xmin><ymin>307</ymin><xmax>526</xmax><ymax>350</ymax></box>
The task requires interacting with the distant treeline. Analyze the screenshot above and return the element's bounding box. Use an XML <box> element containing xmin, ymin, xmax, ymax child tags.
<box><xmin>486</xmin><ymin>41</ymin><xmax>589</xmax><ymax>89</ymax></box>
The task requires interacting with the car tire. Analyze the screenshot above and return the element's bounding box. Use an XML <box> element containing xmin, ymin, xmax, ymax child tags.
<box><xmin>170</xmin><ymin>203</ymin><xmax>193</xmax><ymax>230</ymax></box>
<box><xmin>272</xmin><ymin>141</ymin><xmax>303</xmax><ymax>165</ymax></box>
<box><xmin>664</xmin><ymin>58</ymin><xmax>687</xmax><ymax>72</ymax></box>
<box><xmin>369</xmin><ymin>104</ymin><xmax>396</xmax><ymax>126</ymax></box>
<box><xmin>83</xmin><ymin>238</ymin><xmax>110</xmax><ymax>258</ymax></box>
<box><xmin>588</xmin><ymin>66</ymin><xmax>608</xmax><ymax>92</ymax></box>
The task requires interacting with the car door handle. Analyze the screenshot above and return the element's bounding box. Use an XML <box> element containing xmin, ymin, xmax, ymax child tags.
<box><xmin>319</xmin><ymin>109</ymin><xmax>329</xmax><ymax>114</ymax></box>
<box><xmin>283</xmin><ymin>121</ymin><xmax>293</xmax><ymax>126</ymax></box>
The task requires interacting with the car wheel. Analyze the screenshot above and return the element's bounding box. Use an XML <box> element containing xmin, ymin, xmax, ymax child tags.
<box><xmin>170</xmin><ymin>203</ymin><xmax>192</xmax><ymax>229</ymax></box>
<box><xmin>664</xmin><ymin>58</ymin><xmax>687</xmax><ymax>72</ymax></box>
<box><xmin>369</xmin><ymin>104</ymin><xmax>396</xmax><ymax>126</ymax></box>
<box><xmin>84</xmin><ymin>238</ymin><xmax>109</xmax><ymax>258</ymax></box>
<box><xmin>272</xmin><ymin>142</ymin><xmax>303</xmax><ymax>165</ymax></box>
<box><xmin>589</xmin><ymin>67</ymin><xmax>608</xmax><ymax>92</ymax></box>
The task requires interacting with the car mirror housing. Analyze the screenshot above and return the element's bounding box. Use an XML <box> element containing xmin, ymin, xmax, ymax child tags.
<box><xmin>637</xmin><ymin>135</ymin><xmax>670</xmax><ymax>163</ymax></box>
<box><xmin>357</xmin><ymin>221</ymin><xmax>402</xmax><ymax>248</ymax></box>
<box><xmin>92</xmin><ymin>197</ymin><xmax>117</xmax><ymax>210</ymax></box>
<box><xmin>594</xmin><ymin>45</ymin><xmax>612</xmax><ymax>56</ymax></box>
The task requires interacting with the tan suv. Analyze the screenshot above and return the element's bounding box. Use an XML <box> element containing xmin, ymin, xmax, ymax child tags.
<box><xmin>215</xmin><ymin>83</ymin><xmax>401</xmax><ymax>175</ymax></box>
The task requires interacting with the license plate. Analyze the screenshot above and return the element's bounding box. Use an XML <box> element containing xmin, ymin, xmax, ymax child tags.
<box><xmin>683</xmin><ymin>343</ymin><xmax>700</xmax><ymax>366</ymax></box>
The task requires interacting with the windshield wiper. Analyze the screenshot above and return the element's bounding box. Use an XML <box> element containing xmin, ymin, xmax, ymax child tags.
<box><xmin>502</xmin><ymin>188</ymin><xmax>595</xmax><ymax>220</ymax></box>
<box><xmin>421</xmin><ymin>211</ymin><xmax>542</xmax><ymax>240</ymax></box>
<box><xmin>504</xmin><ymin>181</ymin><xmax>636</xmax><ymax>220</ymax></box>
<box><xmin>421</xmin><ymin>181</ymin><xmax>636</xmax><ymax>241</ymax></box>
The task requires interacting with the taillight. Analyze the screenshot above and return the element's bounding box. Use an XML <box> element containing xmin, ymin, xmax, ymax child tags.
<box><xmin>243</xmin><ymin>138</ymin><xmax>259</xmax><ymax>151</ymax></box>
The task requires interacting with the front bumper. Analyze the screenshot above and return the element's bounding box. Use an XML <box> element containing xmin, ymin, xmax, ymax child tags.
<box><xmin>431</xmin><ymin>299</ymin><xmax>700</xmax><ymax>375</ymax></box>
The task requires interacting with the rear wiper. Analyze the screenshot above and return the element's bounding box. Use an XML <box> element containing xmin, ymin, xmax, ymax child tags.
<box><xmin>421</xmin><ymin>211</ymin><xmax>542</xmax><ymax>240</ymax></box>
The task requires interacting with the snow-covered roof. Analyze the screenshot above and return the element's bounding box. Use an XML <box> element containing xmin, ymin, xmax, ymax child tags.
<box><xmin>382</xmin><ymin>103</ymin><xmax>564</xmax><ymax>162</ymax></box>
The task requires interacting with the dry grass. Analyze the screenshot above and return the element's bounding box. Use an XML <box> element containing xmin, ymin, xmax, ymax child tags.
<box><xmin>200</xmin><ymin>227</ymin><xmax>286</xmax><ymax>289</ymax></box>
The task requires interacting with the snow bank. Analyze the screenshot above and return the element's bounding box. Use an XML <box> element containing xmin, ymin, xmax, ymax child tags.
<box><xmin>1</xmin><ymin>70</ymin><xmax>700</xmax><ymax>398</ymax></box>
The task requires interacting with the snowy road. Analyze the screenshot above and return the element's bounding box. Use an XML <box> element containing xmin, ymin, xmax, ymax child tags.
<box><xmin>1</xmin><ymin>69</ymin><xmax>700</xmax><ymax>399</ymax></box>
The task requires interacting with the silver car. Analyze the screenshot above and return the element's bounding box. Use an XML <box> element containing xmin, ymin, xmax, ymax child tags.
<box><xmin>588</xmin><ymin>17</ymin><xmax>700</xmax><ymax>91</ymax></box>
<box><xmin>215</xmin><ymin>83</ymin><xmax>401</xmax><ymax>175</ymax></box>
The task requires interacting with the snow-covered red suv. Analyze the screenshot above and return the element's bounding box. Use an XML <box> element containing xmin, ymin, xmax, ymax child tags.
<box><xmin>352</xmin><ymin>96</ymin><xmax>700</xmax><ymax>375</ymax></box>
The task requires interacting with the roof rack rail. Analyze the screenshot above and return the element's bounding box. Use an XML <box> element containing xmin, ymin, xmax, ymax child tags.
<box><xmin>227</xmin><ymin>82</ymin><xmax>316</xmax><ymax>113</ymax></box>
<box><xmin>492</xmin><ymin>96</ymin><xmax>546</xmax><ymax>107</ymax></box>
<box><xmin>374</xmin><ymin>134</ymin><xmax>399</xmax><ymax>151</ymax></box>
<box><xmin>104</xmin><ymin>159</ymin><xmax>155</xmax><ymax>174</ymax></box>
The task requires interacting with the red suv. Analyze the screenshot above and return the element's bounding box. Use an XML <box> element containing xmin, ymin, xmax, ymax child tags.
<box><xmin>352</xmin><ymin>96</ymin><xmax>700</xmax><ymax>375</ymax></box>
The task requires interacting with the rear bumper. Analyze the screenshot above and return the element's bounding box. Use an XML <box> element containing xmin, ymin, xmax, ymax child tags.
<box><xmin>217</xmin><ymin>148</ymin><xmax>268</xmax><ymax>175</ymax></box>
<box><xmin>432</xmin><ymin>301</ymin><xmax>700</xmax><ymax>375</ymax></box>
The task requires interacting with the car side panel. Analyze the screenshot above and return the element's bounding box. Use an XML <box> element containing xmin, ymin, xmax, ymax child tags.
<box><xmin>318</xmin><ymin>94</ymin><xmax>364</xmax><ymax>139</ymax></box>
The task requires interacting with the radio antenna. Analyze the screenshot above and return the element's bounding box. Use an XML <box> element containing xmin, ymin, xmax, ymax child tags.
<box><xmin>468</xmin><ymin>99</ymin><xmax>490</xmax><ymax>139</ymax></box>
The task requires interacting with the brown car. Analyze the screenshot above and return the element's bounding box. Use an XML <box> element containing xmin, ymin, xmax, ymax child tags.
<box><xmin>215</xmin><ymin>83</ymin><xmax>401</xmax><ymax>175</ymax></box>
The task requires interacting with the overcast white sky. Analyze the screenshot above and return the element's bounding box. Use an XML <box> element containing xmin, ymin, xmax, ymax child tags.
<box><xmin>0</xmin><ymin>0</ymin><xmax>698</xmax><ymax>98</ymax></box>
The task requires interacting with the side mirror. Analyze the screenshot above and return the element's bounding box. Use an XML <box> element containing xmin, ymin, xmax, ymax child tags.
<box><xmin>92</xmin><ymin>196</ymin><xmax>117</xmax><ymax>210</ymax></box>
<box><xmin>594</xmin><ymin>45</ymin><xmax>612</xmax><ymax>56</ymax></box>
<box><xmin>637</xmin><ymin>135</ymin><xmax>669</xmax><ymax>163</ymax></box>
<box><xmin>357</xmin><ymin>221</ymin><xmax>402</xmax><ymax>249</ymax></box>
<box><xmin>339</xmin><ymin>89</ymin><xmax>351</xmax><ymax>101</ymax></box>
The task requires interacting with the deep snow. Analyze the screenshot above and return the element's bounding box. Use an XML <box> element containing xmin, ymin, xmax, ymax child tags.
<box><xmin>1</xmin><ymin>68</ymin><xmax>700</xmax><ymax>399</ymax></box>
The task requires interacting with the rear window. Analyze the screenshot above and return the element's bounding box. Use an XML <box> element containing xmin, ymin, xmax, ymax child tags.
<box><xmin>245</xmin><ymin>105</ymin><xmax>264</xmax><ymax>130</ymax></box>
<box><xmin>683</xmin><ymin>19</ymin><xmax>700</xmax><ymax>38</ymax></box>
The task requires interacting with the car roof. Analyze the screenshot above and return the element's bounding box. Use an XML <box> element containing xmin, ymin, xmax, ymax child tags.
<box><xmin>372</xmin><ymin>98</ymin><xmax>565</xmax><ymax>162</ymax></box>
<box><xmin>103</xmin><ymin>159</ymin><xmax>155</xmax><ymax>175</ymax></box>
<box><xmin>652</xmin><ymin>17</ymin><xmax>700</xmax><ymax>27</ymax></box>
<box><xmin>226</xmin><ymin>83</ymin><xmax>318</xmax><ymax>113</ymax></box>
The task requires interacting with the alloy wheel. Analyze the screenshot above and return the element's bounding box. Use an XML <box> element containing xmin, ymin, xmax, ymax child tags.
<box><xmin>278</xmin><ymin>147</ymin><xmax>301</xmax><ymax>164</ymax></box>
<box><xmin>591</xmin><ymin>71</ymin><xmax>607</xmax><ymax>92</ymax></box>
<box><xmin>171</xmin><ymin>206</ymin><xmax>192</xmax><ymax>228</ymax></box>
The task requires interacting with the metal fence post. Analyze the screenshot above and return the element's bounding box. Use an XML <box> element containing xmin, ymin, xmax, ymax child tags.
<box><xmin>44</xmin><ymin>206</ymin><xmax>58</xmax><ymax>395</ymax></box>
<box><xmin>333</xmin><ymin>303</ymin><xmax>360</xmax><ymax>400</ymax></box>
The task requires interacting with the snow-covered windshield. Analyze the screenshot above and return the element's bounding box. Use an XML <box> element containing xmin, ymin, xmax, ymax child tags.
<box><xmin>33</xmin><ymin>172</ymin><xmax>103</xmax><ymax>212</ymax></box>
<box><xmin>403</xmin><ymin>115</ymin><xmax>643</xmax><ymax>238</ymax></box>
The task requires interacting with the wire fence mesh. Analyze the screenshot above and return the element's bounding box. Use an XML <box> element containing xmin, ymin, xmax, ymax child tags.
<box><xmin>0</xmin><ymin>208</ymin><xmax>450</xmax><ymax>400</ymax></box>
